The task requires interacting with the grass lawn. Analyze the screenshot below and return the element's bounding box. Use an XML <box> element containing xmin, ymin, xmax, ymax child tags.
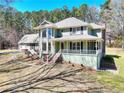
<box><xmin>97</xmin><ymin>48</ymin><xmax>124</xmax><ymax>93</ymax></box>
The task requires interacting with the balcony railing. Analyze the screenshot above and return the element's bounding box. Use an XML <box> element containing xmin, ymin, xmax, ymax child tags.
<box><xmin>62</xmin><ymin>30</ymin><xmax>85</xmax><ymax>37</ymax></box>
<box><xmin>61</xmin><ymin>49</ymin><xmax>102</xmax><ymax>55</ymax></box>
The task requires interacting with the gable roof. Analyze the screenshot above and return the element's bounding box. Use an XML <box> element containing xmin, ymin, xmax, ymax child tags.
<box><xmin>33</xmin><ymin>23</ymin><xmax>56</xmax><ymax>30</ymax></box>
<box><xmin>34</xmin><ymin>20</ymin><xmax>56</xmax><ymax>30</ymax></box>
<box><xmin>41</xmin><ymin>20</ymin><xmax>53</xmax><ymax>25</ymax></box>
<box><xmin>55</xmin><ymin>17</ymin><xmax>88</xmax><ymax>28</ymax></box>
<box><xmin>89</xmin><ymin>23</ymin><xmax>105</xmax><ymax>29</ymax></box>
<box><xmin>33</xmin><ymin>17</ymin><xmax>105</xmax><ymax>30</ymax></box>
<box><xmin>18</xmin><ymin>34</ymin><xmax>39</xmax><ymax>44</ymax></box>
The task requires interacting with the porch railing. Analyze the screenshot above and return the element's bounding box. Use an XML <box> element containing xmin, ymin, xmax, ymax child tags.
<box><xmin>61</xmin><ymin>49</ymin><xmax>102</xmax><ymax>55</ymax></box>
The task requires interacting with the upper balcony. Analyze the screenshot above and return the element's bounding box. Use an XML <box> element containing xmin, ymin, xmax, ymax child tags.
<box><xmin>60</xmin><ymin>26</ymin><xmax>88</xmax><ymax>37</ymax></box>
<box><xmin>41</xmin><ymin>27</ymin><xmax>102</xmax><ymax>39</ymax></box>
<box><xmin>62</xmin><ymin>30</ymin><xmax>88</xmax><ymax>37</ymax></box>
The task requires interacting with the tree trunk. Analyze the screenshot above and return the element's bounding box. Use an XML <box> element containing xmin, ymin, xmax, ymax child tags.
<box><xmin>122</xmin><ymin>25</ymin><xmax>124</xmax><ymax>50</ymax></box>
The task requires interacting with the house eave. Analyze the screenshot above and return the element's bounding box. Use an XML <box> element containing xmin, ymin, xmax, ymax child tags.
<box><xmin>56</xmin><ymin>24</ymin><xmax>88</xmax><ymax>29</ymax></box>
<box><xmin>50</xmin><ymin>36</ymin><xmax>103</xmax><ymax>42</ymax></box>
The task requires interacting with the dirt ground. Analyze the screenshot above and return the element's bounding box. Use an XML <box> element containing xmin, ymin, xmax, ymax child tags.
<box><xmin>0</xmin><ymin>53</ymin><xmax>113</xmax><ymax>93</ymax></box>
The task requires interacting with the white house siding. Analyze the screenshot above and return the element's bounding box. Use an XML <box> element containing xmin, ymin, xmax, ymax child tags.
<box><xmin>19</xmin><ymin>44</ymin><xmax>39</xmax><ymax>51</ymax></box>
<box><xmin>62</xmin><ymin>54</ymin><xmax>99</xmax><ymax>70</ymax></box>
<box><xmin>19</xmin><ymin>44</ymin><xmax>30</xmax><ymax>51</ymax></box>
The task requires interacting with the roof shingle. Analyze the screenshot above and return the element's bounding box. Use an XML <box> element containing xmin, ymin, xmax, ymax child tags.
<box><xmin>18</xmin><ymin>34</ymin><xmax>39</xmax><ymax>44</ymax></box>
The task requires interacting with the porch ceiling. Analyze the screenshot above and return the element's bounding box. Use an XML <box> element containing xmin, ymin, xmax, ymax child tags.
<box><xmin>51</xmin><ymin>35</ymin><xmax>103</xmax><ymax>41</ymax></box>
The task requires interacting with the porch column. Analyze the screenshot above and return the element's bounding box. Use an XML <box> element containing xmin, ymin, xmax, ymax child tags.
<box><xmin>67</xmin><ymin>41</ymin><xmax>69</xmax><ymax>54</ymax></box>
<box><xmin>39</xmin><ymin>31</ymin><xmax>42</xmax><ymax>58</ymax></box>
<box><xmin>51</xmin><ymin>41</ymin><xmax>55</xmax><ymax>54</ymax></box>
<box><xmin>60</xmin><ymin>41</ymin><xmax>61</xmax><ymax>53</ymax></box>
<box><xmin>47</xmin><ymin>28</ymin><xmax>49</xmax><ymax>63</ymax></box>
<box><xmin>86</xmin><ymin>40</ymin><xmax>88</xmax><ymax>54</ymax></box>
<box><xmin>80</xmin><ymin>41</ymin><xmax>81</xmax><ymax>54</ymax></box>
<box><xmin>101</xmin><ymin>40</ymin><xmax>103</xmax><ymax>53</ymax></box>
<box><xmin>46</xmin><ymin>28</ymin><xmax>49</xmax><ymax>54</ymax></box>
<box><xmin>95</xmin><ymin>41</ymin><xmax>98</xmax><ymax>54</ymax></box>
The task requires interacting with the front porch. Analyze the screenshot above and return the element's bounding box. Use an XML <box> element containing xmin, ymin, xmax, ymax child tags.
<box><xmin>51</xmin><ymin>40</ymin><xmax>103</xmax><ymax>69</ymax></box>
<box><xmin>54</xmin><ymin>40</ymin><xmax>102</xmax><ymax>55</ymax></box>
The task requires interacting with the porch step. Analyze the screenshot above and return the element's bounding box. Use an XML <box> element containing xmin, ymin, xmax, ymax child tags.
<box><xmin>49</xmin><ymin>53</ymin><xmax>61</xmax><ymax>63</ymax></box>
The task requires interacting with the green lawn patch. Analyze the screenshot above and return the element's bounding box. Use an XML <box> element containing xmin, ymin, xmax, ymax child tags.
<box><xmin>97</xmin><ymin>48</ymin><xmax>124</xmax><ymax>93</ymax></box>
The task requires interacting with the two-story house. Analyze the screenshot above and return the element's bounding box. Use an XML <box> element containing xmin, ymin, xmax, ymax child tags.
<box><xmin>34</xmin><ymin>17</ymin><xmax>105</xmax><ymax>69</ymax></box>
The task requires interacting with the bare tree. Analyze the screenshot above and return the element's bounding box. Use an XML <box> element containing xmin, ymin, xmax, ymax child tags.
<box><xmin>110</xmin><ymin>0</ymin><xmax>124</xmax><ymax>48</ymax></box>
<box><xmin>101</xmin><ymin>0</ymin><xmax>124</xmax><ymax>48</ymax></box>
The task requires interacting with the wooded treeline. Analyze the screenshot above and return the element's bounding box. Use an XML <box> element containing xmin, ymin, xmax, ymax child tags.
<box><xmin>0</xmin><ymin>3</ymin><xmax>100</xmax><ymax>49</ymax></box>
<box><xmin>0</xmin><ymin>0</ymin><xmax>124</xmax><ymax>49</ymax></box>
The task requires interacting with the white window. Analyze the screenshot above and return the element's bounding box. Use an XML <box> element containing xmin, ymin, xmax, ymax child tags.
<box><xmin>48</xmin><ymin>28</ymin><xmax>52</xmax><ymax>38</ymax></box>
<box><xmin>72</xmin><ymin>28</ymin><xmax>76</xmax><ymax>34</ymax></box>
<box><xmin>52</xmin><ymin>30</ymin><xmax>54</xmax><ymax>37</ymax></box>
<box><xmin>70</xmin><ymin>42</ymin><xmax>81</xmax><ymax>50</ymax></box>
<box><xmin>83</xmin><ymin>26</ymin><xmax>87</xmax><ymax>30</ymax></box>
<box><xmin>77</xmin><ymin>27</ymin><xmax>81</xmax><ymax>31</ymax></box>
<box><xmin>42</xmin><ymin>29</ymin><xmax>46</xmax><ymax>38</ymax></box>
<box><xmin>72</xmin><ymin>42</ymin><xmax>76</xmax><ymax>50</ymax></box>
<box><xmin>70</xmin><ymin>27</ymin><xmax>85</xmax><ymax>35</ymax></box>
<box><xmin>42</xmin><ymin>43</ymin><xmax>46</xmax><ymax>51</ymax></box>
<box><xmin>77</xmin><ymin>42</ymin><xmax>80</xmax><ymax>50</ymax></box>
